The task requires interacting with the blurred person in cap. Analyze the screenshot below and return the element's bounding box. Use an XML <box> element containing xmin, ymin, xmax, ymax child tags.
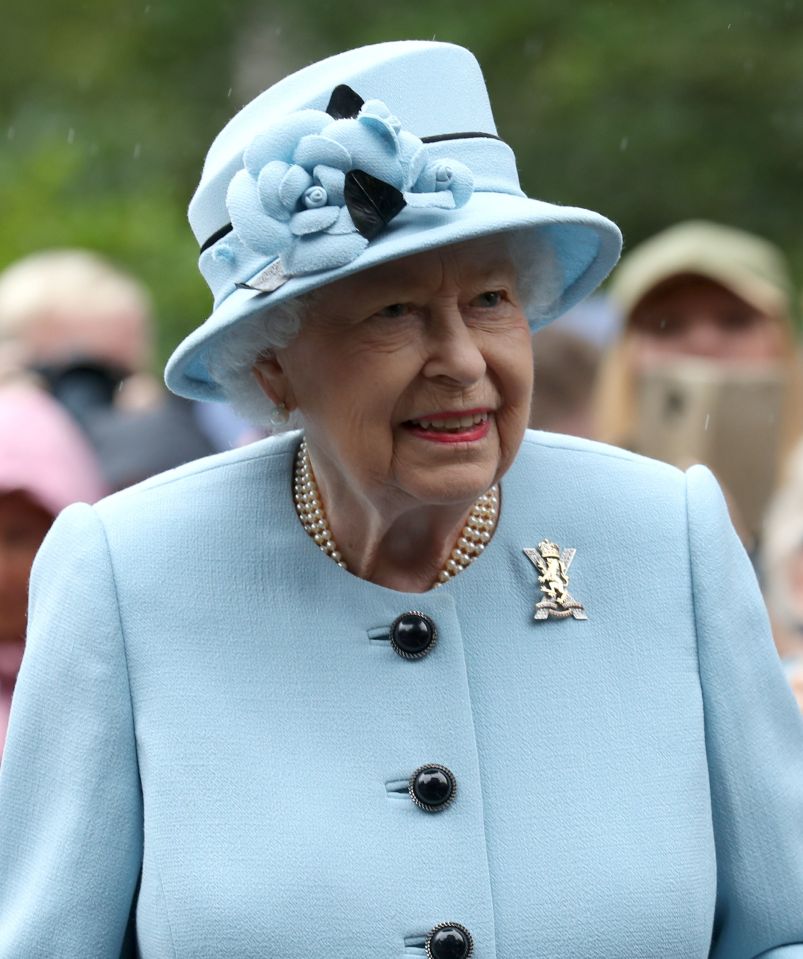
<box><xmin>0</xmin><ymin>249</ymin><xmax>218</xmax><ymax>489</ymax></box>
<box><xmin>0</xmin><ymin>43</ymin><xmax>802</xmax><ymax>959</ymax></box>
<box><xmin>0</xmin><ymin>378</ymin><xmax>105</xmax><ymax>760</ymax></box>
<box><xmin>595</xmin><ymin>221</ymin><xmax>800</xmax><ymax>450</ymax></box>
<box><xmin>593</xmin><ymin>220</ymin><xmax>802</xmax><ymax>540</ymax></box>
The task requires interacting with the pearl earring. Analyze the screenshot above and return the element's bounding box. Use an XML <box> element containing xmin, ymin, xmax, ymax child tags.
<box><xmin>269</xmin><ymin>402</ymin><xmax>289</xmax><ymax>427</ymax></box>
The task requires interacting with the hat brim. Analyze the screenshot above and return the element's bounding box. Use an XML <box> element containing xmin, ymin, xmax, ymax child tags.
<box><xmin>165</xmin><ymin>191</ymin><xmax>622</xmax><ymax>401</ymax></box>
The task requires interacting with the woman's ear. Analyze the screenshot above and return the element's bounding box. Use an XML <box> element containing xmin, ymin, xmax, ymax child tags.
<box><xmin>252</xmin><ymin>352</ymin><xmax>295</xmax><ymax>411</ymax></box>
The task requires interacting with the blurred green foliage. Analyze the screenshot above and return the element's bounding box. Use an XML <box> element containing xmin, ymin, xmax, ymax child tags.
<box><xmin>2</xmin><ymin>0</ymin><xmax>802</xmax><ymax>365</ymax></box>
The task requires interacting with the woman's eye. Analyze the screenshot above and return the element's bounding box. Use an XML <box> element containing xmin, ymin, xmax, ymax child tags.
<box><xmin>374</xmin><ymin>303</ymin><xmax>410</xmax><ymax>319</ymax></box>
<box><xmin>473</xmin><ymin>290</ymin><xmax>505</xmax><ymax>308</ymax></box>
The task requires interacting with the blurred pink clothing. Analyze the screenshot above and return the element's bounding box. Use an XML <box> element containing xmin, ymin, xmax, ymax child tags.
<box><xmin>0</xmin><ymin>643</ymin><xmax>24</xmax><ymax>760</ymax></box>
<box><xmin>0</xmin><ymin>381</ymin><xmax>107</xmax><ymax>513</ymax></box>
<box><xmin>0</xmin><ymin>383</ymin><xmax>105</xmax><ymax>758</ymax></box>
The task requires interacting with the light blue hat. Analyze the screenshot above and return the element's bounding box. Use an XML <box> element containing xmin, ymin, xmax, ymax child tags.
<box><xmin>166</xmin><ymin>40</ymin><xmax>622</xmax><ymax>401</ymax></box>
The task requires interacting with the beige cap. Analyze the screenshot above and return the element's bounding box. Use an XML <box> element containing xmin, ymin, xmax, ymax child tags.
<box><xmin>610</xmin><ymin>220</ymin><xmax>793</xmax><ymax>321</ymax></box>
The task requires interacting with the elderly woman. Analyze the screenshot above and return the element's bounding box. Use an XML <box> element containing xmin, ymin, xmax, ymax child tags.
<box><xmin>1</xmin><ymin>41</ymin><xmax>802</xmax><ymax>959</ymax></box>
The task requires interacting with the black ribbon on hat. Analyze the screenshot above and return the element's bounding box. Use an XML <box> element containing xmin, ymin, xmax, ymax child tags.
<box><xmin>326</xmin><ymin>85</ymin><xmax>407</xmax><ymax>239</ymax></box>
<box><xmin>201</xmin><ymin>84</ymin><xmax>501</xmax><ymax>255</ymax></box>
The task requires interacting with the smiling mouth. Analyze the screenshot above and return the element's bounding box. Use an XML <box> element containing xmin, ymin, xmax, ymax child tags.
<box><xmin>405</xmin><ymin>411</ymin><xmax>490</xmax><ymax>433</ymax></box>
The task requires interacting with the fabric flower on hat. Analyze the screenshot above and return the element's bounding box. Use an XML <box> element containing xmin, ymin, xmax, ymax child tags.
<box><xmin>225</xmin><ymin>98</ymin><xmax>474</xmax><ymax>280</ymax></box>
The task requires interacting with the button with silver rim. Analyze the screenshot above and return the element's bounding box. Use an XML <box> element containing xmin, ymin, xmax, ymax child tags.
<box><xmin>408</xmin><ymin>764</ymin><xmax>456</xmax><ymax>812</ymax></box>
<box><xmin>389</xmin><ymin>611</ymin><xmax>437</xmax><ymax>660</ymax></box>
<box><xmin>426</xmin><ymin>922</ymin><xmax>473</xmax><ymax>959</ymax></box>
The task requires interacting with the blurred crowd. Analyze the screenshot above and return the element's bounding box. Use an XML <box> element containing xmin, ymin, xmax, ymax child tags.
<box><xmin>2</xmin><ymin>221</ymin><xmax>803</xmax><ymax>758</ymax></box>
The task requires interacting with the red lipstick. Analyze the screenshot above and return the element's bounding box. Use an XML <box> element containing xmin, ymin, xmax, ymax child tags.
<box><xmin>403</xmin><ymin>409</ymin><xmax>493</xmax><ymax>444</ymax></box>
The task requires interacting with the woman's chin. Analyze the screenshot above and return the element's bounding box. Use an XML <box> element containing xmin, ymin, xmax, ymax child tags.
<box><xmin>396</xmin><ymin>425</ymin><xmax>511</xmax><ymax>498</ymax></box>
<box><xmin>396</xmin><ymin>466</ymin><xmax>500</xmax><ymax>511</ymax></box>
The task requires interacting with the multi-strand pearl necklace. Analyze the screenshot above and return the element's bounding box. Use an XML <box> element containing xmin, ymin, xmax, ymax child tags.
<box><xmin>293</xmin><ymin>438</ymin><xmax>499</xmax><ymax>588</ymax></box>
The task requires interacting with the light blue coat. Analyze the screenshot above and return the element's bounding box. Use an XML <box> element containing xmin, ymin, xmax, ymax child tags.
<box><xmin>1</xmin><ymin>430</ymin><xmax>802</xmax><ymax>958</ymax></box>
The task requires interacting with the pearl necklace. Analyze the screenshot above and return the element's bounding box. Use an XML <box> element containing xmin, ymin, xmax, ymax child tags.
<box><xmin>293</xmin><ymin>439</ymin><xmax>499</xmax><ymax>588</ymax></box>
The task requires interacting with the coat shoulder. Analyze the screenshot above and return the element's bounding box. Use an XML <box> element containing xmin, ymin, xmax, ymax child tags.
<box><xmin>92</xmin><ymin>430</ymin><xmax>299</xmax><ymax>527</ymax></box>
<box><xmin>517</xmin><ymin>429</ymin><xmax>686</xmax><ymax>490</ymax></box>
<box><xmin>508</xmin><ymin>431</ymin><xmax>694</xmax><ymax>541</ymax></box>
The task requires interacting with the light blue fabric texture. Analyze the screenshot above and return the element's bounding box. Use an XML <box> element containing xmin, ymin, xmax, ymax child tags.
<box><xmin>0</xmin><ymin>430</ymin><xmax>802</xmax><ymax>958</ymax></box>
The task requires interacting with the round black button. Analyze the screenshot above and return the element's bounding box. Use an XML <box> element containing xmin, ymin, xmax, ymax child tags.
<box><xmin>389</xmin><ymin>611</ymin><xmax>437</xmax><ymax>660</ymax></box>
<box><xmin>426</xmin><ymin>922</ymin><xmax>473</xmax><ymax>959</ymax></box>
<box><xmin>409</xmin><ymin>764</ymin><xmax>456</xmax><ymax>812</ymax></box>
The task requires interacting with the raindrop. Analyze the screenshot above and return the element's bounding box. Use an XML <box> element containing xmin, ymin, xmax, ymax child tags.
<box><xmin>133</xmin><ymin>142</ymin><xmax>142</xmax><ymax>159</ymax></box>
<box><xmin>6</xmin><ymin>126</ymin><xmax>15</xmax><ymax>141</ymax></box>
<box><xmin>144</xmin><ymin>3</ymin><xmax>151</xmax><ymax>11</ymax></box>
<box><xmin>619</xmin><ymin>136</ymin><xmax>629</xmax><ymax>152</ymax></box>
<box><xmin>227</xmin><ymin>87</ymin><xmax>233</xmax><ymax>98</ymax></box>
<box><xmin>727</xmin><ymin>22</ymin><xmax>732</xmax><ymax>29</ymax></box>
<box><xmin>67</xmin><ymin>128</ymin><xmax>75</xmax><ymax>144</ymax></box>
<box><xmin>704</xmin><ymin>413</ymin><xmax>710</xmax><ymax>432</ymax></box>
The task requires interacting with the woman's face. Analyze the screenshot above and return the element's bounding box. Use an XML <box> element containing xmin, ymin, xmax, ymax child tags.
<box><xmin>628</xmin><ymin>274</ymin><xmax>784</xmax><ymax>371</ymax></box>
<box><xmin>0</xmin><ymin>491</ymin><xmax>53</xmax><ymax>644</ymax></box>
<box><xmin>256</xmin><ymin>237</ymin><xmax>534</xmax><ymax>512</ymax></box>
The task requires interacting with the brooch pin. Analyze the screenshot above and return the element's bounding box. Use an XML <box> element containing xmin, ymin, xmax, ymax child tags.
<box><xmin>523</xmin><ymin>540</ymin><xmax>587</xmax><ymax>621</ymax></box>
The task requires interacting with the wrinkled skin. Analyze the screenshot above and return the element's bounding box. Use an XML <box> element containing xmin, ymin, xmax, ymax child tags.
<box><xmin>254</xmin><ymin>236</ymin><xmax>534</xmax><ymax>591</ymax></box>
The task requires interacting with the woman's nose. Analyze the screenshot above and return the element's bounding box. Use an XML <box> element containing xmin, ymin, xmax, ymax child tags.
<box><xmin>421</xmin><ymin>305</ymin><xmax>487</xmax><ymax>385</ymax></box>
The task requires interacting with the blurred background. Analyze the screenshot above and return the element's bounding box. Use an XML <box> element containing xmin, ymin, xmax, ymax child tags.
<box><xmin>2</xmin><ymin>0</ymin><xmax>801</xmax><ymax>360</ymax></box>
